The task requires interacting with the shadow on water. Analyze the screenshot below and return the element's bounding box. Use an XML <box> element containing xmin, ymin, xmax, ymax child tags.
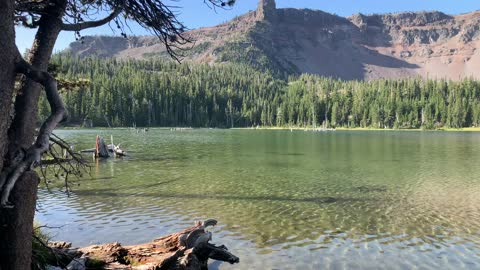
<box><xmin>354</xmin><ymin>185</ymin><xmax>388</xmax><ymax>193</ymax></box>
<box><xmin>70</xmin><ymin>188</ymin><xmax>374</xmax><ymax>205</ymax></box>
<box><xmin>265</xmin><ymin>151</ymin><xmax>305</xmax><ymax>156</ymax></box>
<box><xmin>89</xmin><ymin>155</ymin><xmax>191</xmax><ymax>164</ymax></box>
<box><xmin>84</xmin><ymin>176</ymin><xmax>115</xmax><ymax>181</ymax></box>
<box><xmin>68</xmin><ymin>179</ymin><xmax>181</xmax><ymax>194</ymax></box>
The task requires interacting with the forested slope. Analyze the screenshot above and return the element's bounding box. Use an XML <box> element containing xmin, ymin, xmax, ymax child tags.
<box><xmin>42</xmin><ymin>54</ymin><xmax>480</xmax><ymax>129</ymax></box>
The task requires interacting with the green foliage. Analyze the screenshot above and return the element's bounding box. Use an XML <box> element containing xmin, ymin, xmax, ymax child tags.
<box><xmin>32</xmin><ymin>224</ymin><xmax>53</xmax><ymax>270</ymax></box>
<box><xmin>143</xmin><ymin>42</ymin><xmax>213</xmax><ymax>59</ymax></box>
<box><xmin>85</xmin><ymin>258</ymin><xmax>107</xmax><ymax>269</ymax></box>
<box><xmin>217</xmin><ymin>22</ymin><xmax>296</xmax><ymax>77</ymax></box>
<box><xmin>42</xmin><ymin>54</ymin><xmax>480</xmax><ymax>129</ymax></box>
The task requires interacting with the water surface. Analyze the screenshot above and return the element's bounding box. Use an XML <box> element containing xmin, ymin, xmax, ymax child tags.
<box><xmin>37</xmin><ymin>129</ymin><xmax>480</xmax><ymax>269</ymax></box>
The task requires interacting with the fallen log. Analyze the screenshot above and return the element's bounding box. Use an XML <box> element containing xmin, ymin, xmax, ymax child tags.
<box><xmin>51</xmin><ymin>219</ymin><xmax>239</xmax><ymax>270</ymax></box>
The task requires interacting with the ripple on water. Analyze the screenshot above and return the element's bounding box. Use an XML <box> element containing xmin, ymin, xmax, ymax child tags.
<box><xmin>36</xmin><ymin>129</ymin><xmax>480</xmax><ymax>269</ymax></box>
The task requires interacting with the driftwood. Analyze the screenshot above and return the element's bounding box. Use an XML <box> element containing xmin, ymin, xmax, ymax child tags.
<box><xmin>61</xmin><ymin>219</ymin><xmax>239</xmax><ymax>270</ymax></box>
<box><xmin>107</xmin><ymin>135</ymin><xmax>127</xmax><ymax>157</ymax></box>
<box><xmin>81</xmin><ymin>136</ymin><xmax>127</xmax><ymax>158</ymax></box>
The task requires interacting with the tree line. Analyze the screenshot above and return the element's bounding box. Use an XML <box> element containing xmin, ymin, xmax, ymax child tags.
<box><xmin>42</xmin><ymin>53</ymin><xmax>480</xmax><ymax>129</ymax></box>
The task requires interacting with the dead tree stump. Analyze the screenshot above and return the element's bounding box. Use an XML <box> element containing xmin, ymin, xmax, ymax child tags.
<box><xmin>95</xmin><ymin>136</ymin><xmax>110</xmax><ymax>158</ymax></box>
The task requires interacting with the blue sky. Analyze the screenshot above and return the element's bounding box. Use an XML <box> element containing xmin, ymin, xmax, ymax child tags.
<box><xmin>16</xmin><ymin>0</ymin><xmax>480</xmax><ymax>53</ymax></box>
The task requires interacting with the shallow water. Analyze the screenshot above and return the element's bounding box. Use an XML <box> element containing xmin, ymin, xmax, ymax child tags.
<box><xmin>37</xmin><ymin>129</ymin><xmax>480</xmax><ymax>269</ymax></box>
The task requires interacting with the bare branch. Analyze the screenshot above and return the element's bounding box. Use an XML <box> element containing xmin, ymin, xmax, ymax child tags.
<box><xmin>61</xmin><ymin>9</ymin><xmax>121</xmax><ymax>31</ymax></box>
<box><xmin>14</xmin><ymin>0</ymin><xmax>50</xmax><ymax>14</ymax></box>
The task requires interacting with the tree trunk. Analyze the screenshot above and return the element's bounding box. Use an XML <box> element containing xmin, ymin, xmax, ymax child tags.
<box><xmin>0</xmin><ymin>1</ymin><xmax>28</xmax><ymax>268</ymax></box>
<box><xmin>9</xmin><ymin>0</ymin><xmax>65</xmax><ymax>148</ymax></box>
<box><xmin>0</xmin><ymin>172</ymin><xmax>39</xmax><ymax>270</ymax></box>
<box><xmin>0</xmin><ymin>0</ymin><xmax>17</xmax><ymax>176</ymax></box>
<box><xmin>0</xmin><ymin>2</ymin><xmax>66</xmax><ymax>269</ymax></box>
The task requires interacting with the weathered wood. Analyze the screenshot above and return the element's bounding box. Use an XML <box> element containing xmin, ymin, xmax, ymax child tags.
<box><xmin>63</xmin><ymin>220</ymin><xmax>239</xmax><ymax>270</ymax></box>
<box><xmin>95</xmin><ymin>135</ymin><xmax>110</xmax><ymax>158</ymax></box>
<box><xmin>109</xmin><ymin>144</ymin><xmax>127</xmax><ymax>157</ymax></box>
<box><xmin>83</xmin><ymin>136</ymin><xmax>126</xmax><ymax>157</ymax></box>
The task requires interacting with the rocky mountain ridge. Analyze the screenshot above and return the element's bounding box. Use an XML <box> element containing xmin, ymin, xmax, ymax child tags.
<box><xmin>67</xmin><ymin>0</ymin><xmax>480</xmax><ymax>80</ymax></box>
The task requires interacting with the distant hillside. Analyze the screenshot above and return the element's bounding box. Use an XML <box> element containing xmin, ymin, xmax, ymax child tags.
<box><xmin>46</xmin><ymin>54</ymin><xmax>480</xmax><ymax>129</ymax></box>
<box><xmin>67</xmin><ymin>0</ymin><xmax>480</xmax><ymax>80</ymax></box>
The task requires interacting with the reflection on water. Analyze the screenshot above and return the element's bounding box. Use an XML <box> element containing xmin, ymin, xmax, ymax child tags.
<box><xmin>36</xmin><ymin>129</ymin><xmax>480</xmax><ymax>269</ymax></box>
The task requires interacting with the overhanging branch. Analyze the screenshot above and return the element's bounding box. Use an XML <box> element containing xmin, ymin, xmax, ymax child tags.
<box><xmin>61</xmin><ymin>9</ymin><xmax>121</xmax><ymax>32</ymax></box>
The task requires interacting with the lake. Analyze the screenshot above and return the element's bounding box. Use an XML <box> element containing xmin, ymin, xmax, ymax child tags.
<box><xmin>36</xmin><ymin>129</ymin><xmax>480</xmax><ymax>269</ymax></box>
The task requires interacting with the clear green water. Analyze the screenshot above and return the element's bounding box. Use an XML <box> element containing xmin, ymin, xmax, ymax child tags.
<box><xmin>37</xmin><ymin>129</ymin><xmax>480</xmax><ymax>269</ymax></box>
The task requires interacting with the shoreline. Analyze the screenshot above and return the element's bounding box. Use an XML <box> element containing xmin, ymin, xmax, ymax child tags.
<box><xmin>57</xmin><ymin>126</ymin><xmax>480</xmax><ymax>132</ymax></box>
<box><xmin>232</xmin><ymin>127</ymin><xmax>480</xmax><ymax>132</ymax></box>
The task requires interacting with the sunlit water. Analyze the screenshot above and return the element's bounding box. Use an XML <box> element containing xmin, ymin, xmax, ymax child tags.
<box><xmin>36</xmin><ymin>129</ymin><xmax>480</xmax><ymax>269</ymax></box>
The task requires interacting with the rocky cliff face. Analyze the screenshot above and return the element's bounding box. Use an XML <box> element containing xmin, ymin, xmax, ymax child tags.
<box><xmin>67</xmin><ymin>0</ymin><xmax>480</xmax><ymax>80</ymax></box>
<box><xmin>257</xmin><ymin>0</ymin><xmax>276</xmax><ymax>20</ymax></box>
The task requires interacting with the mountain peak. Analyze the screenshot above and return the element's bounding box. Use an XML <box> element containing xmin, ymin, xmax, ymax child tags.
<box><xmin>67</xmin><ymin>6</ymin><xmax>480</xmax><ymax>81</ymax></box>
<box><xmin>257</xmin><ymin>0</ymin><xmax>276</xmax><ymax>20</ymax></box>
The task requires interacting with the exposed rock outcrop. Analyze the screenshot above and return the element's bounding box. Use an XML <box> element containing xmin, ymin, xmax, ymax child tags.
<box><xmin>66</xmin><ymin>1</ymin><xmax>480</xmax><ymax>80</ymax></box>
<box><xmin>256</xmin><ymin>0</ymin><xmax>276</xmax><ymax>21</ymax></box>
